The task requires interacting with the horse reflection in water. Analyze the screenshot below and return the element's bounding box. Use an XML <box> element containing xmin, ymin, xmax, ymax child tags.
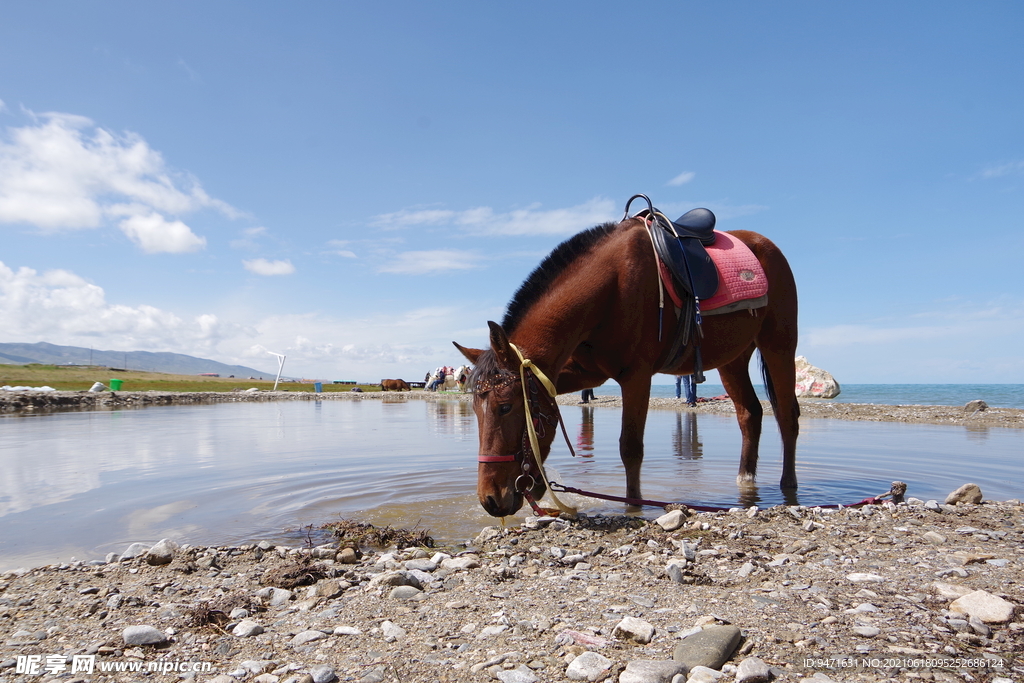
<box><xmin>673</xmin><ymin>412</ymin><xmax>703</xmax><ymax>460</ymax></box>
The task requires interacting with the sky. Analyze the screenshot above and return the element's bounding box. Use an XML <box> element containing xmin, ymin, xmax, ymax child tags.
<box><xmin>1</xmin><ymin>2</ymin><xmax>1022</xmax><ymax>384</ymax></box>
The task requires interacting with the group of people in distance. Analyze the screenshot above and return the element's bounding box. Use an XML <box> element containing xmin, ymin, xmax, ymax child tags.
<box><xmin>581</xmin><ymin>374</ymin><xmax>697</xmax><ymax>405</ymax></box>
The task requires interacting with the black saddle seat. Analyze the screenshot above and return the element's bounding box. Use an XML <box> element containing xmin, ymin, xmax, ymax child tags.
<box><xmin>672</xmin><ymin>208</ymin><xmax>716</xmax><ymax>246</ymax></box>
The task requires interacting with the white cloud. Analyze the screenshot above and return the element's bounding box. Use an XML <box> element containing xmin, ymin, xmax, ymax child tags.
<box><xmin>371</xmin><ymin>197</ymin><xmax>618</xmax><ymax>236</ymax></box>
<box><xmin>667</xmin><ymin>171</ymin><xmax>696</xmax><ymax>186</ymax></box>
<box><xmin>243</xmin><ymin>258</ymin><xmax>295</xmax><ymax>276</ymax></box>
<box><xmin>978</xmin><ymin>160</ymin><xmax>1024</xmax><ymax>179</ymax></box>
<box><xmin>0</xmin><ymin>110</ymin><xmax>238</xmax><ymax>252</ymax></box>
<box><xmin>0</xmin><ymin>260</ymin><xmax>245</xmax><ymax>352</ymax></box>
<box><xmin>377</xmin><ymin>249</ymin><xmax>481</xmax><ymax>275</ymax></box>
<box><xmin>119</xmin><ymin>211</ymin><xmax>206</xmax><ymax>253</ymax></box>
<box><xmin>0</xmin><ymin>259</ymin><xmax>490</xmax><ymax>381</ymax></box>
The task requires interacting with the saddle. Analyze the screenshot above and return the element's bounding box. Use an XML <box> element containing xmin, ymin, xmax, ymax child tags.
<box><xmin>644</xmin><ymin>207</ymin><xmax>719</xmax><ymax>301</ymax></box>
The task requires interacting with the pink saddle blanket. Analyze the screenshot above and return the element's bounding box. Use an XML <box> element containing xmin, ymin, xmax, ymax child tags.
<box><xmin>659</xmin><ymin>231</ymin><xmax>768</xmax><ymax>312</ymax></box>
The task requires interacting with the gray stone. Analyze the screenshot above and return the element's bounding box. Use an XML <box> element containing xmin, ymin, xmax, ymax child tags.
<box><xmin>672</xmin><ymin>625</ymin><xmax>741</xmax><ymax>670</ymax></box>
<box><xmin>612</xmin><ymin>616</ymin><xmax>655</xmax><ymax>644</ymax></box>
<box><xmin>334</xmin><ymin>626</ymin><xmax>362</xmax><ymax>635</ymax></box>
<box><xmin>267</xmin><ymin>588</ymin><xmax>293</xmax><ymax>606</ymax></box>
<box><xmin>475</xmin><ymin>526</ymin><xmax>501</xmax><ymax>544</ymax></box>
<box><xmin>120</xmin><ymin>542</ymin><xmax>151</xmax><ymax>560</ymax></box>
<box><xmin>852</xmin><ymin>626</ymin><xmax>880</xmax><ymax>637</ymax></box>
<box><xmin>403</xmin><ymin>558</ymin><xmax>437</xmax><ymax>572</ymax></box>
<box><xmin>440</xmin><ymin>556</ymin><xmax>480</xmax><ymax>570</ymax></box>
<box><xmin>146</xmin><ymin>538</ymin><xmax>178</xmax><ymax>565</ymax></box>
<box><xmin>253</xmin><ymin>674</ymin><xmax>279</xmax><ymax>683</ymax></box>
<box><xmin>922</xmin><ymin>531</ymin><xmax>946</xmax><ymax>545</ymax></box>
<box><xmin>946</xmin><ymin>483</ymin><xmax>983</xmax><ymax>505</ymax></box>
<box><xmin>309</xmin><ymin>665</ymin><xmax>337</xmax><ymax>683</ymax></box>
<box><xmin>686</xmin><ymin>666</ymin><xmax>725</xmax><ymax>683</ymax></box>
<box><xmin>949</xmin><ymin>589</ymin><xmax>1016</xmax><ymax>623</ymax></box>
<box><xmin>735</xmin><ymin>657</ymin><xmax>773</xmax><ymax>683</ymax></box>
<box><xmin>290</xmin><ymin>630</ymin><xmax>326</xmax><ymax>646</ymax></box>
<box><xmin>495</xmin><ymin>666</ymin><xmax>538</xmax><ymax>683</ymax></box>
<box><xmin>964</xmin><ymin>399</ymin><xmax>988</xmax><ymax>412</ymax></box>
<box><xmin>232</xmin><ymin>620</ymin><xmax>264</xmax><ymax>637</ymax></box>
<box><xmin>655</xmin><ymin>509</ymin><xmax>686</xmax><ymax>531</ymax></box>
<box><xmin>209</xmin><ymin>676</ymin><xmax>239</xmax><ymax>683</ymax></box>
<box><xmin>388</xmin><ymin>585</ymin><xmax>422</xmax><ymax>600</ymax></box>
<box><xmin>122</xmin><ymin>625</ymin><xmax>168</xmax><ymax>646</ymax></box>
<box><xmin>566</xmin><ymin>651</ymin><xmax>613</xmax><ymax>681</ymax></box>
<box><xmin>619</xmin><ymin>660</ymin><xmax>688</xmax><ymax>683</ymax></box>
<box><xmin>381</xmin><ymin>620</ymin><xmax>406</xmax><ymax>639</ymax></box>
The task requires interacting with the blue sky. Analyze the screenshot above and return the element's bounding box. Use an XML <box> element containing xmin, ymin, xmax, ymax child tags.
<box><xmin>1</xmin><ymin>2</ymin><xmax>1022</xmax><ymax>383</ymax></box>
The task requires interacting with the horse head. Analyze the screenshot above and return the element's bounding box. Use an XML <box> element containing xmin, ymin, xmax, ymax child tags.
<box><xmin>454</xmin><ymin>321</ymin><xmax>555</xmax><ymax>517</ymax></box>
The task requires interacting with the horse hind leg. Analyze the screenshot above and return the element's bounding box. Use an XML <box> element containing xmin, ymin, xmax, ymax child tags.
<box><xmin>717</xmin><ymin>345</ymin><xmax>763</xmax><ymax>488</ymax></box>
<box><xmin>757</xmin><ymin>341</ymin><xmax>800</xmax><ymax>490</ymax></box>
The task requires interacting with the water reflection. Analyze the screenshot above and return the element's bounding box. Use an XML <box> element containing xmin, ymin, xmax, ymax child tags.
<box><xmin>576</xmin><ymin>406</ymin><xmax>595</xmax><ymax>457</ymax></box>
<box><xmin>1</xmin><ymin>400</ymin><xmax>1021</xmax><ymax>572</ymax></box>
<box><xmin>672</xmin><ymin>412</ymin><xmax>702</xmax><ymax>460</ymax></box>
<box><xmin>426</xmin><ymin>400</ymin><xmax>475</xmax><ymax>439</ymax></box>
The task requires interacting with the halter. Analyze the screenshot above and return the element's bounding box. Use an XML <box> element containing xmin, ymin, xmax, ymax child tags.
<box><xmin>476</xmin><ymin>343</ymin><xmax>578</xmax><ymax>516</ymax></box>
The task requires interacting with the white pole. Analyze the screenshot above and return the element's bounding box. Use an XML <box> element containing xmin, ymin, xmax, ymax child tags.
<box><xmin>269</xmin><ymin>352</ymin><xmax>286</xmax><ymax>391</ymax></box>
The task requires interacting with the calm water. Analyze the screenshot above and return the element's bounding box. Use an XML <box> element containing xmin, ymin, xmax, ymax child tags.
<box><xmin>631</xmin><ymin>383</ymin><xmax>1024</xmax><ymax>409</ymax></box>
<box><xmin>1</xmin><ymin>397</ymin><xmax>1021</xmax><ymax>571</ymax></box>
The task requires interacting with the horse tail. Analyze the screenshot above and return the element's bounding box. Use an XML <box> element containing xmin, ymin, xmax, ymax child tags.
<box><xmin>758</xmin><ymin>349</ymin><xmax>801</xmax><ymax>420</ymax></box>
<box><xmin>758</xmin><ymin>350</ymin><xmax>778</xmax><ymax>414</ymax></box>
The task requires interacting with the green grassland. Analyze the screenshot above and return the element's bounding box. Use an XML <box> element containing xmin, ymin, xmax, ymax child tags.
<box><xmin>0</xmin><ymin>364</ymin><xmax>392</xmax><ymax>393</ymax></box>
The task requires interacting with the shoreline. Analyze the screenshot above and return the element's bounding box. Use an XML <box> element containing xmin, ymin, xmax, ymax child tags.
<box><xmin>2</xmin><ymin>388</ymin><xmax>1023</xmax><ymax>429</ymax></box>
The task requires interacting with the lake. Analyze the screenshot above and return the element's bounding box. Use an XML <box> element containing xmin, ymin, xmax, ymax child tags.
<box><xmin>1</xmin><ymin>397</ymin><xmax>1021</xmax><ymax>571</ymax></box>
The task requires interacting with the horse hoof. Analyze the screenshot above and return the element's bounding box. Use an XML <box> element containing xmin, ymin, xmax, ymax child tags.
<box><xmin>736</xmin><ymin>474</ymin><xmax>756</xmax><ymax>488</ymax></box>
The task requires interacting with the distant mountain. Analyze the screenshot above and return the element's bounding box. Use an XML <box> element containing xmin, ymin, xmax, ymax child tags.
<box><xmin>0</xmin><ymin>342</ymin><xmax>272</xmax><ymax>378</ymax></box>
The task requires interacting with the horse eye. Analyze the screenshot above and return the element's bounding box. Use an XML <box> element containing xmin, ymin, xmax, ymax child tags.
<box><xmin>498</xmin><ymin>403</ymin><xmax>512</xmax><ymax>416</ymax></box>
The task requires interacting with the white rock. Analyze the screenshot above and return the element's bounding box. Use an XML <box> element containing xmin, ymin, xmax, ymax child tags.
<box><xmin>655</xmin><ymin>509</ymin><xmax>686</xmax><ymax>531</ymax></box>
<box><xmin>122</xmin><ymin>625</ymin><xmax>168</xmax><ymax>646</ymax></box>
<box><xmin>441</xmin><ymin>556</ymin><xmax>480</xmax><ymax>570</ymax></box>
<box><xmin>566</xmin><ymin>651</ymin><xmax>613</xmax><ymax>681</ymax></box>
<box><xmin>612</xmin><ymin>616</ymin><xmax>655</xmax><ymax>644</ymax></box>
<box><xmin>120</xmin><ymin>543</ymin><xmax>151</xmax><ymax>560</ymax></box>
<box><xmin>945</xmin><ymin>483</ymin><xmax>983</xmax><ymax>505</ymax></box>
<box><xmin>333</xmin><ymin>626</ymin><xmax>362</xmax><ymax>636</ymax></box>
<box><xmin>289</xmin><ymin>630</ymin><xmax>326</xmax><ymax>646</ymax></box>
<box><xmin>846</xmin><ymin>572</ymin><xmax>885</xmax><ymax>583</ymax></box>
<box><xmin>381</xmin><ymin>621</ymin><xmax>406</xmax><ymax>639</ymax></box>
<box><xmin>476</xmin><ymin>624</ymin><xmax>507</xmax><ymax>639</ymax></box>
<box><xmin>618</xmin><ymin>659</ymin><xmax>687</xmax><ymax>683</ymax></box>
<box><xmin>232</xmin><ymin>620</ymin><xmax>264</xmax><ymax>637</ymax></box>
<box><xmin>496</xmin><ymin>667</ymin><xmax>538</xmax><ymax>683</ymax></box>
<box><xmin>735</xmin><ymin>656</ymin><xmax>772</xmax><ymax>683</ymax></box>
<box><xmin>146</xmin><ymin>538</ymin><xmax>178</xmax><ymax>565</ymax></box>
<box><xmin>852</xmin><ymin>626</ymin><xmax>880</xmax><ymax>638</ymax></box>
<box><xmin>794</xmin><ymin>356</ymin><xmax>840</xmax><ymax>398</ymax></box>
<box><xmin>686</xmin><ymin>665</ymin><xmax>724</xmax><ymax>682</ymax></box>
<box><xmin>949</xmin><ymin>590</ymin><xmax>1016</xmax><ymax>623</ymax></box>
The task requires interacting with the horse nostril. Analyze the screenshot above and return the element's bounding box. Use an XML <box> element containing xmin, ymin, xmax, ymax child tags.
<box><xmin>482</xmin><ymin>495</ymin><xmax>502</xmax><ymax>517</ymax></box>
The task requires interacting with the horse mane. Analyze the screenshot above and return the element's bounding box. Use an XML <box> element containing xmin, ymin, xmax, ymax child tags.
<box><xmin>501</xmin><ymin>221</ymin><xmax>621</xmax><ymax>334</ymax></box>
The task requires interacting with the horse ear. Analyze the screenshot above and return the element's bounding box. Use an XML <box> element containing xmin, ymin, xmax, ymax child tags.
<box><xmin>487</xmin><ymin>321</ymin><xmax>516</xmax><ymax>370</ymax></box>
<box><xmin>453</xmin><ymin>341</ymin><xmax>483</xmax><ymax>364</ymax></box>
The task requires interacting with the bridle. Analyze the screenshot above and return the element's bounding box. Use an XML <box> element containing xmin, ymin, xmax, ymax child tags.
<box><xmin>475</xmin><ymin>343</ymin><xmax>578</xmax><ymax>515</ymax></box>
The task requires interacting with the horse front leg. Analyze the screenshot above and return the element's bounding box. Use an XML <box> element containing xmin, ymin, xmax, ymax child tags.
<box><xmin>717</xmin><ymin>346</ymin><xmax>762</xmax><ymax>487</ymax></box>
<box><xmin>618</xmin><ymin>376</ymin><xmax>652</xmax><ymax>505</ymax></box>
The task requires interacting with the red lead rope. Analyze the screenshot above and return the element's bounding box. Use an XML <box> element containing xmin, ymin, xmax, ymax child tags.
<box><xmin>545</xmin><ymin>481</ymin><xmax>904</xmax><ymax>514</ymax></box>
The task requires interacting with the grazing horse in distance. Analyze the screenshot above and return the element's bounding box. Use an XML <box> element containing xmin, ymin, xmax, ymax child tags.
<box><xmin>380</xmin><ymin>379</ymin><xmax>411</xmax><ymax>391</ymax></box>
<box><xmin>454</xmin><ymin>211</ymin><xmax>799</xmax><ymax>518</ymax></box>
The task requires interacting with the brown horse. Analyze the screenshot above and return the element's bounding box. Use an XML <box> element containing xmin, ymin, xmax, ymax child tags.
<box><xmin>379</xmin><ymin>379</ymin><xmax>410</xmax><ymax>391</ymax></box>
<box><xmin>454</xmin><ymin>216</ymin><xmax>799</xmax><ymax>517</ymax></box>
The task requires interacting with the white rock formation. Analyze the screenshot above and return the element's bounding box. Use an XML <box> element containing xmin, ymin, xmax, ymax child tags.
<box><xmin>794</xmin><ymin>356</ymin><xmax>841</xmax><ymax>398</ymax></box>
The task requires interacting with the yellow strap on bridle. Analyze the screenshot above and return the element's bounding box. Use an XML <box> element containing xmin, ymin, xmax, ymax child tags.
<box><xmin>509</xmin><ymin>343</ymin><xmax>578</xmax><ymax>516</ymax></box>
